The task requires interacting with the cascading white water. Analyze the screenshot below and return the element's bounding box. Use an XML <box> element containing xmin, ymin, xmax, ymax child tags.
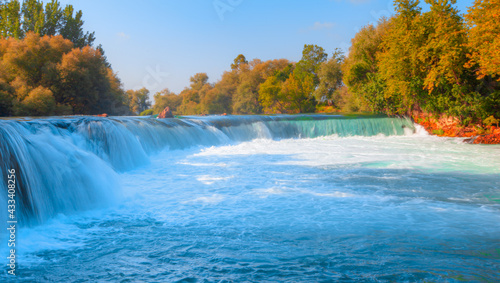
<box><xmin>0</xmin><ymin>115</ymin><xmax>414</xmax><ymax>224</ymax></box>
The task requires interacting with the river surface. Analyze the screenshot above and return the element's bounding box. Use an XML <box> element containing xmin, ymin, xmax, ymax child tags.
<box><xmin>0</xmin><ymin>115</ymin><xmax>499</xmax><ymax>282</ymax></box>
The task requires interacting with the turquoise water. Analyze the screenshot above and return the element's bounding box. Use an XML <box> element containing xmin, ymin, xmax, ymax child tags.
<box><xmin>1</xmin><ymin>115</ymin><xmax>499</xmax><ymax>282</ymax></box>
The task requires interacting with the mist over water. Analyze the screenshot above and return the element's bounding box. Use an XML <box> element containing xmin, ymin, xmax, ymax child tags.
<box><xmin>1</xmin><ymin>115</ymin><xmax>499</xmax><ymax>282</ymax></box>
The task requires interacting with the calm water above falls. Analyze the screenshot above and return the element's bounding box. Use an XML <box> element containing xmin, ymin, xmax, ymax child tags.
<box><xmin>0</xmin><ymin>115</ymin><xmax>499</xmax><ymax>282</ymax></box>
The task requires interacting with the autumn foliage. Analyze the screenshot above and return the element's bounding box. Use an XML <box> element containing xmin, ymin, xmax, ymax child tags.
<box><xmin>152</xmin><ymin>45</ymin><xmax>343</xmax><ymax>116</ymax></box>
<box><xmin>465</xmin><ymin>0</ymin><xmax>500</xmax><ymax>81</ymax></box>
<box><xmin>342</xmin><ymin>0</ymin><xmax>499</xmax><ymax>126</ymax></box>
<box><xmin>0</xmin><ymin>32</ymin><xmax>128</xmax><ymax>116</ymax></box>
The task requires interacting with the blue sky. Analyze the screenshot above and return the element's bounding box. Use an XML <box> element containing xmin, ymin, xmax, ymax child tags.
<box><xmin>58</xmin><ymin>0</ymin><xmax>475</xmax><ymax>96</ymax></box>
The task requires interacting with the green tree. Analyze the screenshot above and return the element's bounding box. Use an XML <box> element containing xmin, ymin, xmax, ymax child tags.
<box><xmin>21</xmin><ymin>0</ymin><xmax>45</xmax><ymax>35</ymax></box>
<box><xmin>0</xmin><ymin>0</ymin><xmax>22</xmax><ymax>38</ymax></box>
<box><xmin>42</xmin><ymin>0</ymin><xmax>62</xmax><ymax>36</ymax></box>
<box><xmin>0</xmin><ymin>79</ymin><xmax>15</xmax><ymax>116</ymax></box>
<box><xmin>127</xmin><ymin>88</ymin><xmax>151</xmax><ymax>115</ymax></box>
<box><xmin>315</xmin><ymin>49</ymin><xmax>344</xmax><ymax>103</ymax></box>
<box><xmin>59</xmin><ymin>5</ymin><xmax>94</xmax><ymax>48</ymax></box>
<box><xmin>294</xmin><ymin>44</ymin><xmax>327</xmax><ymax>87</ymax></box>
<box><xmin>0</xmin><ymin>0</ymin><xmax>94</xmax><ymax>47</ymax></box>
<box><xmin>342</xmin><ymin>19</ymin><xmax>389</xmax><ymax>112</ymax></box>
<box><xmin>259</xmin><ymin>75</ymin><xmax>288</xmax><ymax>114</ymax></box>
<box><xmin>258</xmin><ymin>64</ymin><xmax>296</xmax><ymax>114</ymax></box>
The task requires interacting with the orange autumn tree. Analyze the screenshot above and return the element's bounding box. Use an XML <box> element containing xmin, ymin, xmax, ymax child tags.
<box><xmin>0</xmin><ymin>32</ymin><xmax>128</xmax><ymax>116</ymax></box>
<box><xmin>465</xmin><ymin>0</ymin><xmax>500</xmax><ymax>80</ymax></box>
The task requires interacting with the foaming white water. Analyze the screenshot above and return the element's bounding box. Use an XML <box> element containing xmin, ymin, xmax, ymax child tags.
<box><xmin>195</xmin><ymin>133</ymin><xmax>500</xmax><ymax>174</ymax></box>
<box><xmin>413</xmin><ymin>123</ymin><xmax>430</xmax><ymax>136</ymax></box>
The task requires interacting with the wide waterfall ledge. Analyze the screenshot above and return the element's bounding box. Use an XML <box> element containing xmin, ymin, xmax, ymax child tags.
<box><xmin>0</xmin><ymin>114</ymin><xmax>415</xmax><ymax>224</ymax></box>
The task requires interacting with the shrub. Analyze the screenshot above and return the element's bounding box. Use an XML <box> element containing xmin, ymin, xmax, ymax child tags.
<box><xmin>139</xmin><ymin>109</ymin><xmax>154</xmax><ymax>116</ymax></box>
<box><xmin>16</xmin><ymin>86</ymin><xmax>56</xmax><ymax>116</ymax></box>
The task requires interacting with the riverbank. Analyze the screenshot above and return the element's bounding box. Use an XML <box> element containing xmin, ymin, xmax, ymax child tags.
<box><xmin>413</xmin><ymin>113</ymin><xmax>500</xmax><ymax>144</ymax></box>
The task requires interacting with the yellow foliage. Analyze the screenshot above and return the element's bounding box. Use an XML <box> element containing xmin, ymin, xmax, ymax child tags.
<box><xmin>465</xmin><ymin>0</ymin><xmax>500</xmax><ymax>80</ymax></box>
<box><xmin>18</xmin><ymin>86</ymin><xmax>56</xmax><ymax>116</ymax></box>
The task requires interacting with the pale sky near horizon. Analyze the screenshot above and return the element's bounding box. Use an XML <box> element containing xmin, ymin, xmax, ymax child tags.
<box><xmin>57</xmin><ymin>0</ymin><xmax>475</xmax><ymax>98</ymax></box>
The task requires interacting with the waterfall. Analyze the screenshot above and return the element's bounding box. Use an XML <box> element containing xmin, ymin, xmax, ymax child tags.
<box><xmin>0</xmin><ymin>114</ymin><xmax>415</xmax><ymax>224</ymax></box>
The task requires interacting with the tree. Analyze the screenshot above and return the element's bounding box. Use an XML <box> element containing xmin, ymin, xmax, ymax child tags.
<box><xmin>281</xmin><ymin>72</ymin><xmax>316</xmax><ymax>113</ymax></box>
<box><xmin>0</xmin><ymin>0</ymin><xmax>94</xmax><ymax>47</ymax></box>
<box><xmin>413</xmin><ymin>0</ymin><xmax>477</xmax><ymax>120</ymax></box>
<box><xmin>0</xmin><ymin>28</ymin><xmax>126</xmax><ymax>117</ymax></box>
<box><xmin>59</xmin><ymin>4</ymin><xmax>94</xmax><ymax>48</ymax></box>
<box><xmin>377</xmin><ymin>0</ymin><xmax>424</xmax><ymax>114</ymax></box>
<box><xmin>294</xmin><ymin>44</ymin><xmax>327</xmax><ymax>87</ymax></box>
<box><xmin>259</xmin><ymin>64</ymin><xmax>300</xmax><ymax>114</ymax></box>
<box><xmin>342</xmin><ymin>19</ymin><xmax>389</xmax><ymax>108</ymax></box>
<box><xmin>153</xmin><ymin>88</ymin><xmax>182</xmax><ymax>114</ymax></box>
<box><xmin>232</xmin><ymin>59</ymin><xmax>291</xmax><ymax>114</ymax></box>
<box><xmin>0</xmin><ymin>0</ymin><xmax>22</xmax><ymax>38</ymax></box>
<box><xmin>16</xmin><ymin>85</ymin><xmax>56</xmax><ymax>116</ymax></box>
<box><xmin>465</xmin><ymin>0</ymin><xmax>500</xmax><ymax>80</ymax></box>
<box><xmin>315</xmin><ymin>49</ymin><xmax>344</xmax><ymax>103</ymax></box>
<box><xmin>57</xmin><ymin>45</ymin><xmax>122</xmax><ymax>114</ymax></box>
<box><xmin>21</xmin><ymin>0</ymin><xmax>45</xmax><ymax>35</ymax></box>
<box><xmin>231</xmin><ymin>54</ymin><xmax>248</xmax><ymax>70</ymax></box>
<box><xmin>104</xmin><ymin>68</ymin><xmax>129</xmax><ymax>115</ymax></box>
<box><xmin>259</xmin><ymin>75</ymin><xmax>288</xmax><ymax>114</ymax></box>
<box><xmin>42</xmin><ymin>0</ymin><xmax>63</xmax><ymax>36</ymax></box>
<box><xmin>127</xmin><ymin>88</ymin><xmax>151</xmax><ymax>115</ymax></box>
<box><xmin>176</xmin><ymin>73</ymin><xmax>212</xmax><ymax>115</ymax></box>
<box><xmin>201</xmin><ymin>86</ymin><xmax>232</xmax><ymax>114</ymax></box>
<box><xmin>0</xmin><ymin>79</ymin><xmax>15</xmax><ymax>116</ymax></box>
<box><xmin>420</xmin><ymin>0</ymin><xmax>468</xmax><ymax>92</ymax></box>
<box><xmin>189</xmin><ymin>72</ymin><xmax>209</xmax><ymax>90</ymax></box>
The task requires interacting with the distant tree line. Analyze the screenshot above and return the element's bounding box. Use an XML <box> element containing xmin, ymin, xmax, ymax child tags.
<box><xmin>150</xmin><ymin>45</ymin><xmax>345</xmax><ymax>116</ymax></box>
<box><xmin>150</xmin><ymin>0</ymin><xmax>498</xmax><ymax>125</ymax></box>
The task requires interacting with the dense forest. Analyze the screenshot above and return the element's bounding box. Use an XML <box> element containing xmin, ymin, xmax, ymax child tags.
<box><xmin>1</xmin><ymin>0</ymin><xmax>499</xmax><ymax>127</ymax></box>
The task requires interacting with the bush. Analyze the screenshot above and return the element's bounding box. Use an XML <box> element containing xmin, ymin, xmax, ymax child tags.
<box><xmin>16</xmin><ymin>86</ymin><xmax>56</xmax><ymax>116</ymax></box>
<box><xmin>432</xmin><ymin>129</ymin><xmax>444</xmax><ymax>136</ymax></box>
<box><xmin>139</xmin><ymin>109</ymin><xmax>154</xmax><ymax>116</ymax></box>
<box><xmin>484</xmin><ymin>115</ymin><xmax>499</xmax><ymax>127</ymax></box>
